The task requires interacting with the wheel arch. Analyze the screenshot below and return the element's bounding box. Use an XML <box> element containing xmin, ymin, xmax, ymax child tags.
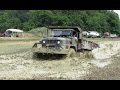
<box><xmin>70</xmin><ymin>46</ymin><xmax>76</xmax><ymax>52</ymax></box>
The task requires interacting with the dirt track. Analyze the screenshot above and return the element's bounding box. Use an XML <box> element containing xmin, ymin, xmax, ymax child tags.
<box><xmin>0</xmin><ymin>39</ymin><xmax>120</xmax><ymax>80</ymax></box>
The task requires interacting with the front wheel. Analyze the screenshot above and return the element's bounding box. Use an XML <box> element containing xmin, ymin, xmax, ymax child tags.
<box><xmin>66</xmin><ymin>48</ymin><xmax>76</xmax><ymax>58</ymax></box>
<box><xmin>33</xmin><ymin>52</ymin><xmax>40</xmax><ymax>59</ymax></box>
<box><xmin>32</xmin><ymin>53</ymin><xmax>44</xmax><ymax>59</ymax></box>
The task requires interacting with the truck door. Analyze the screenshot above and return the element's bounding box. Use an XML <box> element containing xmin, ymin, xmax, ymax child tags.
<box><xmin>77</xmin><ymin>39</ymin><xmax>82</xmax><ymax>50</ymax></box>
<box><xmin>77</xmin><ymin>32</ymin><xmax>83</xmax><ymax>50</ymax></box>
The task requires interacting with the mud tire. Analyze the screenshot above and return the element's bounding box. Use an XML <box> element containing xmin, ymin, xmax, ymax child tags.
<box><xmin>66</xmin><ymin>48</ymin><xmax>76</xmax><ymax>58</ymax></box>
<box><xmin>33</xmin><ymin>53</ymin><xmax>44</xmax><ymax>59</ymax></box>
<box><xmin>84</xmin><ymin>51</ymin><xmax>94</xmax><ymax>59</ymax></box>
<box><xmin>32</xmin><ymin>53</ymin><xmax>39</xmax><ymax>58</ymax></box>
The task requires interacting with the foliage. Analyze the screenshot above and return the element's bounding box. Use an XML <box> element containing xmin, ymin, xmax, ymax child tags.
<box><xmin>0</xmin><ymin>10</ymin><xmax>120</xmax><ymax>34</ymax></box>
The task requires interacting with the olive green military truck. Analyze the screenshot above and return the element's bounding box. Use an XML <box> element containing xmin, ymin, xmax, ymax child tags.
<box><xmin>32</xmin><ymin>26</ymin><xmax>99</xmax><ymax>58</ymax></box>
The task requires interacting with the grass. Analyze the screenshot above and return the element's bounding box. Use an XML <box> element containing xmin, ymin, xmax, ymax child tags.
<box><xmin>0</xmin><ymin>41</ymin><xmax>35</xmax><ymax>55</ymax></box>
<box><xmin>0</xmin><ymin>37</ymin><xmax>40</xmax><ymax>43</ymax></box>
<box><xmin>0</xmin><ymin>32</ymin><xmax>43</xmax><ymax>55</ymax></box>
<box><xmin>85</xmin><ymin>38</ymin><xmax>120</xmax><ymax>42</ymax></box>
<box><xmin>0</xmin><ymin>35</ymin><xmax>41</xmax><ymax>55</ymax></box>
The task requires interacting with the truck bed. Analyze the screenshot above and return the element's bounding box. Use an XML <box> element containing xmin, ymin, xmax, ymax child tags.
<box><xmin>81</xmin><ymin>39</ymin><xmax>99</xmax><ymax>50</ymax></box>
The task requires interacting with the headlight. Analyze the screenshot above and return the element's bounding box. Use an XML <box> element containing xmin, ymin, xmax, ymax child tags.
<box><xmin>43</xmin><ymin>40</ymin><xmax>46</xmax><ymax>44</ymax></box>
<box><xmin>57</xmin><ymin>41</ymin><xmax>60</xmax><ymax>44</ymax></box>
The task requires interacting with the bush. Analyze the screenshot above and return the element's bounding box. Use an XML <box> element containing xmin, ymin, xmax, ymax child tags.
<box><xmin>29</xmin><ymin>27</ymin><xmax>48</xmax><ymax>37</ymax></box>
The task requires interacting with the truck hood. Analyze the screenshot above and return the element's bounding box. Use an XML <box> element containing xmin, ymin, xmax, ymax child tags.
<box><xmin>42</xmin><ymin>37</ymin><xmax>70</xmax><ymax>41</ymax></box>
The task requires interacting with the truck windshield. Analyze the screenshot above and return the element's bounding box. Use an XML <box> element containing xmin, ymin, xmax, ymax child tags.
<box><xmin>51</xmin><ymin>30</ymin><xmax>72</xmax><ymax>37</ymax></box>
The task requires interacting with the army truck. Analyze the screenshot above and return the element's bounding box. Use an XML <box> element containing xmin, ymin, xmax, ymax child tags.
<box><xmin>32</xmin><ymin>26</ymin><xmax>99</xmax><ymax>58</ymax></box>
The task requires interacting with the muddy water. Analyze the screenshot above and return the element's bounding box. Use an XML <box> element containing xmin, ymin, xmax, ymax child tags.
<box><xmin>0</xmin><ymin>41</ymin><xmax>120</xmax><ymax>80</ymax></box>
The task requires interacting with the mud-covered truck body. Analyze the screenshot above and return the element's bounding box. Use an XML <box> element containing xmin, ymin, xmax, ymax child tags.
<box><xmin>32</xmin><ymin>26</ymin><xmax>99</xmax><ymax>57</ymax></box>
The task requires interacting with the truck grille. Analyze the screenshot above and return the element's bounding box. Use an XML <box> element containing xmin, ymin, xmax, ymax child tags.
<box><xmin>42</xmin><ymin>40</ymin><xmax>61</xmax><ymax>49</ymax></box>
<box><xmin>45</xmin><ymin>40</ymin><xmax>58</xmax><ymax>44</ymax></box>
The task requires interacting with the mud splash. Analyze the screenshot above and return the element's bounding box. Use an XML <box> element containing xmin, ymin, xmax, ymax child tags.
<box><xmin>92</xmin><ymin>41</ymin><xmax>120</xmax><ymax>60</ymax></box>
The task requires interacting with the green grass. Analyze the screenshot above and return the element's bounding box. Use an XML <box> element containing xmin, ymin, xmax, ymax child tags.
<box><xmin>0</xmin><ymin>32</ymin><xmax>42</xmax><ymax>55</ymax></box>
<box><xmin>85</xmin><ymin>38</ymin><xmax>120</xmax><ymax>42</ymax></box>
<box><xmin>0</xmin><ymin>41</ymin><xmax>36</xmax><ymax>55</ymax></box>
<box><xmin>0</xmin><ymin>36</ymin><xmax>41</xmax><ymax>55</ymax></box>
<box><xmin>0</xmin><ymin>37</ymin><xmax>40</xmax><ymax>43</ymax></box>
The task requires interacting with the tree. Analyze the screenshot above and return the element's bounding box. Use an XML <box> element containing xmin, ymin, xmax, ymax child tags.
<box><xmin>0</xmin><ymin>10</ymin><xmax>120</xmax><ymax>34</ymax></box>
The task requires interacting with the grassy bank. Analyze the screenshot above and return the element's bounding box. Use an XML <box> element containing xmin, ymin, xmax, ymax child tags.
<box><xmin>0</xmin><ymin>37</ymin><xmax>41</xmax><ymax>55</ymax></box>
<box><xmin>0</xmin><ymin>37</ymin><xmax>40</xmax><ymax>43</ymax></box>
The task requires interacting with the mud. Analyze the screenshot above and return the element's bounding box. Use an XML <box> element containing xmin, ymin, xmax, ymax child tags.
<box><xmin>0</xmin><ymin>50</ymin><xmax>93</xmax><ymax>80</ymax></box>
<box><xmin>0</xmin><ymin>41</ymin><xmax>120</xmax><ymax>80</ymax></box>
<box><xmin>92</xmin><ymin>41</ymin><xmax>120</xmax><ymax>59</ymax></box>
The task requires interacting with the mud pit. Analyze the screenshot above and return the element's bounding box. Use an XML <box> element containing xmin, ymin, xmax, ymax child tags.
<box><xmin>0</xmin><ymin>40</ymin><xmax>120</xmax><ymax>80</ymax></box>
<box><xmin>0</xmin><ymin>51</ymin><xmax>92</xmax><ymax>80</ymax></box>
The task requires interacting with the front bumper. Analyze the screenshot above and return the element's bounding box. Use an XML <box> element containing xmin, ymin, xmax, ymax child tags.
<box><xmin>32</xmin><ymin>47</ymin><xmax>69</xmax><ymax>54</ymax></box>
